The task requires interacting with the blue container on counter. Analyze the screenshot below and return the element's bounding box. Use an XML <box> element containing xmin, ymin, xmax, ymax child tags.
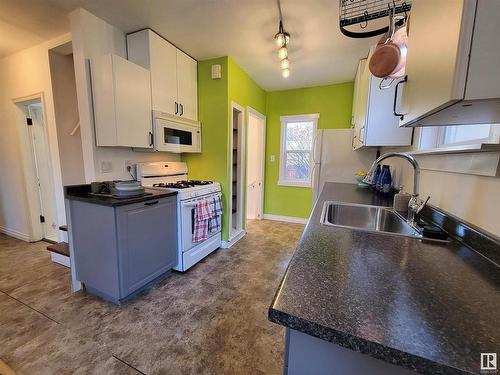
<box><xmin>379</xmin><ymin>165</ymin><xmax>392</xmax><ymax>195</ymax></box>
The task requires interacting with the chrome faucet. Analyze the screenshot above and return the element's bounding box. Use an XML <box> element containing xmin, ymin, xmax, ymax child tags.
<box><xmin>364</xmin><ymin>152</ymin><xmax>430</xmax><ymax>227</ymax></box>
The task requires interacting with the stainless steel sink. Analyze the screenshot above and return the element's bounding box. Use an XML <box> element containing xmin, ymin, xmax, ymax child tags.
<box><xmin>320</xmin><ymin>201</ymin><xmax>422</xmax><ymax>239</ymax></box>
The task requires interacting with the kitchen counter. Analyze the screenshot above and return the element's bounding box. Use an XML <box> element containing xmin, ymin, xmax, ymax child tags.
<box><xmin>65</xmin><ymin>184</ymin><xmax>177</xmax><ymax>206</ymax></box>
<box><xmin>269</xmin><ymin>182</ymin><xmax>500</xmax><ymax>374</ymax></box>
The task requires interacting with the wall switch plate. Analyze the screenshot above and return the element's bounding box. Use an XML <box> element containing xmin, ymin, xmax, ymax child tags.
<box><xmin>270</xmin><ymin>155</ymin><xmax>276</xmax><ymax>162</ymax></box>
<box><xmin>100</xmin><ymin>161</ymin><xmax>113</xmax><ymax>173</ymax></box>
<box><xmin>211</xmin><ymin>64</ymin><xmax>222</xmax><ymax>79</ymax></box>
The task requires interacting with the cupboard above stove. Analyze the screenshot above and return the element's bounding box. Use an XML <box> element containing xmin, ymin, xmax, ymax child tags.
<box><xmin>127</xmin><ymin>29</ymin><xmax>198</xmax><ymax>122</ymax></box>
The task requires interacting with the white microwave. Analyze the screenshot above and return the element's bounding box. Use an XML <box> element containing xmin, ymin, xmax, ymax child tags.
<box><xmin>153</xmin><ymin>112</ymin><xmax>201</xmax><ymax>153</ymax></box>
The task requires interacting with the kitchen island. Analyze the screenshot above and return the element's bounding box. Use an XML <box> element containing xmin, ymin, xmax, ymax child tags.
<box><xmin>65</xmin><ymin>185</ymin><xmax>178</xmax><ymax>304</ymax></box>
<box><xmin>269</xmin><ymin>183</ymin><xmax>500</xmax><ymax>375</ymax></box>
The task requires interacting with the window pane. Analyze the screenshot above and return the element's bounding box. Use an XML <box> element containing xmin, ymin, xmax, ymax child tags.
<box><xmin>442</xmin><ymin>124</ymin><xmax>491</xmax><ymax>145</ymax></box>
<box><xmin>285</xmin><ymin>151</ymin><xmax>310</xmax><ymax>180</ymax></box>
<box><xmin>286</xmin><ymin>121</ymin><xmax>313</xmax><ymax>151</ymax></box>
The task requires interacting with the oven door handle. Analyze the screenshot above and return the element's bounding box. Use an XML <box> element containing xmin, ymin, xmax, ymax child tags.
<box><xmin>182</xmin><ymin>193</ymin><xmax>222</xmax><ymax>208</ymax></box>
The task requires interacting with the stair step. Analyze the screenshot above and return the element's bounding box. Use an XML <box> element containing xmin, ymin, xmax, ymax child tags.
<box><xmin>46</xmin><ymin>242</ymin><xmax>69</xmax><ymax>257</ymax></box>
<box><xmin>59</xmin><ymin>225</ymin><xmax>68</xmax><ymax>232</ymax></box>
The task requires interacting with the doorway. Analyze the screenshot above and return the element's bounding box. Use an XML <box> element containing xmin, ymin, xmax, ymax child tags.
<box><xmin>246</xmin><ymin>108</ymin><xmax>266</xmax><ymax>220</ymax></box>
<box><xmin>14</xmin><ymin>97</ymin><xmax>58</xmax><ymax>242</ymax></box>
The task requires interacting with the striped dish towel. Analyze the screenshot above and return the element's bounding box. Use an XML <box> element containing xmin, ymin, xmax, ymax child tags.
<box><xmin>209</xmin><ymin>195</ymin><xmax>223</xmax><ymax>233</ymax></box>
<box><xmin>193</xmin><ymin>199</ymin><xmax>212</xmax><ymax>242</ymax></box>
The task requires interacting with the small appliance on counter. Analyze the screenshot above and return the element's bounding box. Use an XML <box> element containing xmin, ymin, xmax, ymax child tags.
<box><xmin>90</xmin><ymin>180</ymin><xmax>151</xmax><ymax>199</ymax></box>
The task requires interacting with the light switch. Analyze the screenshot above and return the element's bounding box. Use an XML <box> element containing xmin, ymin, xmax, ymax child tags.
<box><xmin>270</xmin><ymin>155</ymin><xmax>276</xmax><ymax>162</ymax></box>
<box><xmin>101</xmin><ymin>161</ymin><xmax>113</xmax><ymax>173</ymax></box>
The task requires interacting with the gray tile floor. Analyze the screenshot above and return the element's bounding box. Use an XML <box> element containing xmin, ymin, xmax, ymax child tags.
<box><xmin>0</xmin><ymin>220</ymin><xmax>304</xmax><ymax>375</ymax></box>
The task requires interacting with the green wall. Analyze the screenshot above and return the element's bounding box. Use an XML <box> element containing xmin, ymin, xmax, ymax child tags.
<box><xmin>186</xmin><ymin>57</ymin><xmax>354</xmax><ymax>236</ymax></box>
<box><xmin>264</xmin><ymin>82</ymin><xmax>354</xmax><ymax>218</ymax></box>
<box><xmin>183</xmin><ymin>57</ymin><xmax>231</xmax><ymax>239</ymax></box>
<box><xmin>184</xmin><ymin>57</ymin><xmax>266</xmax><ymax>241</ymax></box>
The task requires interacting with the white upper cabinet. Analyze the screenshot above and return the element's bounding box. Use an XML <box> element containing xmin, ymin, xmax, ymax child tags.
<box><xmin>399</xmin><ymin>0</ymin><xmax>500</xmax><ymax>127</ymax></box>
<box><xmin>176</xmin><ymin>50</ymin><xmax>198</xmax><ymax>121</ymax></box>
<box><xmin>127</xmin><ymin>29</ymin><xmax>198</xmax><ymax>121</ymax></box>
<box><xmin>352</xmin><ymin>58</ymin><xmax>412</xmax><ymax>150</ymax></box>
<box><xmin>92</xmin><ymin>54</ymin><xmax>152</xmax><ymax>148</ymax></box>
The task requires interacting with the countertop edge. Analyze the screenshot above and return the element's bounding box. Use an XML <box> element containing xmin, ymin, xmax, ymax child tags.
<box><xmin>268</xmin><ymin>307</ymin><xmax>471</xmax><ymax>375</ymax></box>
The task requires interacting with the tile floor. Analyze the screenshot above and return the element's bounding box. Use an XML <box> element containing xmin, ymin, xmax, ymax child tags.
<box><xmin>0</xmin><ymin>219</ymin><xmax>304</xmax><ymax>375</ymax></box>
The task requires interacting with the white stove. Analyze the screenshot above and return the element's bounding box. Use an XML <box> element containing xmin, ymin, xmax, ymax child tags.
<box><xmin>137</xmin><ymin>161</ymin><xmax>222</xmax><ymax>272</ymax></box>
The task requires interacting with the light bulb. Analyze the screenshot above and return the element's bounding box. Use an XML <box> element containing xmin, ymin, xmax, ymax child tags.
<box><xmin>275</xmin><ymin>33</ymin><xmax>285</xmax><ymax>47</ymax></box>
<box><xmin>278</xmin><ymin>46</ymin><xmax>288</xmax><ymax>60</ymax></box>
<box><xmin>280</xmin><ymin>58</ymin><xmax>290</xmax><ymax>70</ymax></box>
<box><xmin>282</xmin><ymin>68</ymin><xmax>290</xmax><ymax>78</ymax></box>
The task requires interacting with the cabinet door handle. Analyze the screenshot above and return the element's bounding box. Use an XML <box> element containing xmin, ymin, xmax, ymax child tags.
<box><xmin>144</xmin><ymin>200</ymin><xmax>159</xmax><ymax>206</ymax></box>
<box><xmin>149</xmin><ymin>131</ymin><xmax>153</xmax><ymax>146</ymax></box>
<box><xmin>179</xmin><ymin>103</ymin><xmax>184</xmax><ymax>116</ymax></box>
<box><xmin>393</xmin><ymin>75</ymin><xmax>407</xmax><ymax>120</ymax></box>
<box><xmin>175</xmin><ymin>102</ymin><xmax>178</xmax><ymax>115</ymax></box>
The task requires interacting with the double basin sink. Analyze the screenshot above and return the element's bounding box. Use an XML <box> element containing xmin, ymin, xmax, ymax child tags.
<box><xmin>320</xmin><ymin>201</ymin><xmax>422</xmax><ymax>239</ymax></box>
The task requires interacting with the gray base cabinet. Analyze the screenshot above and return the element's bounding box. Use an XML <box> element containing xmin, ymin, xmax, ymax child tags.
<box><xmin>69</xmin><ymin>196</ymin><xmax>178</xmax><ymax>304</ymax></box>
<box><xmin>285</xmin><ymin>329</ymin><xmax>415</xmax><ymax>375</ymax></box>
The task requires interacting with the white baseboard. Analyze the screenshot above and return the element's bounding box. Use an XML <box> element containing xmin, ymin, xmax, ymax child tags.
<box><xmin>263</xmin><ymin>214</ymin><xmax>308</xmax><ymax>224</ymax></box>
<box><xmin>0</xmin><ymin>225</ymin><xmax>31</xmax><ymax>242</ymax></box>
<box><xmin>50</xmin><ymin>252</ymin><xmax>70</xmax><ymax>268</ymax></box>
<box><xmin>221</xmin><ymin>230</ymin><xmax>246</xmax><ymax>248</ymax></box>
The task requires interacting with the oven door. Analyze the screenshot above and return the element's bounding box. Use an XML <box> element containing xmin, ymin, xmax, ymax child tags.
<box><xmin>180</xmin><ymin>193</ymin><xmax>222</xmax><ymax>252</ymax></box>
<box><xmin>155</xmin><ymin>118</ymin><xmax>201</xmax><ymax>153</ymax></box>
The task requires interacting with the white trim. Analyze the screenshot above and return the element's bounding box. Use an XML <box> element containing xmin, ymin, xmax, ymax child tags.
<box><xmin>0</xmin><ymin>226</ymin><xmax>31</xmax><ymax>242</ymax></box>
<box><xmin>280</xmin><ymin>113</ymin><xmax>320</xmax><ymax>121</ymax></box>
<box><xmin>263</xmin><ymin>214</ymin><xmax>308</xmax><ymax>224</ymax></box>
<box><xmin>279</xmin><ymin>114</ymin><xmax>319</xmax><ymax>188</ymax></box>
<box><xmin>229</xmin><ymin>102</ymin><xmax>245</xmax><ymax>238</ymax></box>
<box><xmin>245</xmin><ymin>106</ymin><xmax>266</xmax><ymax>221</ymax></box>
<box><xmin>220</xmin><ymin>230</ymin><xmax>246</xmax><ymax>248</ymax></box>
<box><xmin>50</xmin><ymin>252</ymin><xmax>70</xmax><ymax>267</ymax></box>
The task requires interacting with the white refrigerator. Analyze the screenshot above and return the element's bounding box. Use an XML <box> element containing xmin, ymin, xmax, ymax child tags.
<box><xmin>311</xmin><ymin>129</ymin><xmax>377</xmax><ymax>203</ymax></box>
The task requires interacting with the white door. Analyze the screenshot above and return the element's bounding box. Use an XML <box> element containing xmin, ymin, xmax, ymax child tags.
<box><xmin>149</xmin><ymin>31</ymin><xmax>178</xmax><ymax>115</ymax></box>
<box><xmin>27</xmin><ymin>104</ymin><xmax>58</xmax><ymax>241</ymax></box>
<box><xmin>176</xmin><ymin>50</ymin><xmax>198</xmax><ymax>121</ymax></box>
<box><xmin>246</xmin><ymin>110</ymin><xmax>266</xmax><ymax>220</ymax></box>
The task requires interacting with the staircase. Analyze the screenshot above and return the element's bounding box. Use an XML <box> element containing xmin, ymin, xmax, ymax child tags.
<box><xmin>46</xmin><ymin>225</ymin><xmax>70</xmax><ymax>267</ymax></box>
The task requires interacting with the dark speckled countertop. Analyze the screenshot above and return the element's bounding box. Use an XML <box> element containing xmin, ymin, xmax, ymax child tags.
<box><xmin>269</xmin><ymin>182</ymin><xmax>500</xmax><ymax>375</ymax></box>
<box><xmin>65</xmin><ymin>185</ymin><xmax>177</xmax><ymax>206</ymax></box>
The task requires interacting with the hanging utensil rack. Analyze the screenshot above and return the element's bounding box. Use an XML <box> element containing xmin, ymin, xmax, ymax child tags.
<box><xmin>339</xmin><ymin>0</ymin><xmax>411</xmax><ymax>38</ymax></box>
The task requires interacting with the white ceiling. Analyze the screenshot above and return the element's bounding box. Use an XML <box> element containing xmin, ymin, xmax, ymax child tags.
<box><xmin>0</xmin><ymin>0</ymin><xmax>379</xmax><ymax>90</ymax></box>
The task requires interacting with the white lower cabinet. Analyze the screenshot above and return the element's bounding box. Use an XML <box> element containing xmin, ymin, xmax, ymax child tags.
<box><xmin>351</xmin><ymin>58</ymin><xmax>412</xmax><ymax>150</ymax></box>
<box><xmin>91</xmin><ymin>54</ymin><xmax>153</xmax><ymax>148</ymax></box>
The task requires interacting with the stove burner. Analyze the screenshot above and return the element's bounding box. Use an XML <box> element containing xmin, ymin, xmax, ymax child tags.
<box><xmin>152</xmin><ymin>180</ymin><xmax>213</xmax><ymax>189</ymax></box>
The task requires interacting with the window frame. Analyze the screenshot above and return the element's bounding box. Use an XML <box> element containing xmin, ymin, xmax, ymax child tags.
<box><xmin>418</xmin><ymin>124</ymin><xmax>500</xmax><ymax>151</ymax></box>
<box><xmin>278</xmin><ymin>113</ymin><xmax>319</xmax><ymax>188</ymax></box>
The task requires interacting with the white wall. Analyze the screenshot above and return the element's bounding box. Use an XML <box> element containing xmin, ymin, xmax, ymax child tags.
<box><xmin>0</xmin><ymin>34</ymin><xmax>70</xmax><ymax>241</ymax></box>
<box><xmin>384</xmin><ymin>129</ymin><xmax>500</xmax><ymax>237</ymax></box>
<box><xmin>49</xmin><ymin>50</ymin><xmax>86</xmax><ymax>186</ymax></box>
<box><xmin>70</xmin><ymin>8</ymin><xmax>180</xmax><ymax>182</ymax></box>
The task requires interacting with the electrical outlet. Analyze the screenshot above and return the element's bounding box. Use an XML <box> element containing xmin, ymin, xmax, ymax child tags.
<box><xmin>100</xmin><ymin>161</ymin><xmax>113</xmax><ymax>173</ymax></box>
<box><xmin>270</xmin><ymin>155</ymin><xmax>276</xmax><ymax>162</ymax></box>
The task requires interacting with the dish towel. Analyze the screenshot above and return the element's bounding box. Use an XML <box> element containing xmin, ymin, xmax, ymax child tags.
<box><xmin>209</xmin><ymin>195</ymin><xmax>223</xmax><ymax>233</ymax></box>
<box><xmin>193</xmin><ymin>200</ymin><xmax>212</xmax><ymax>242</ymax></box>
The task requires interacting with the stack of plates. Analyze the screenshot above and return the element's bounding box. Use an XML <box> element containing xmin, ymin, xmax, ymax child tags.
<box><xmin>112</xmin><ymin>181</ymin><xmax>146</xmax><ymax>197</ymax></box>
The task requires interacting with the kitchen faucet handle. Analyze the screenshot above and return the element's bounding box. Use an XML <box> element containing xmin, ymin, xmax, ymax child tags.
<box><xmin>416</xmin><ymin>196</ymin><xmax>431</xmax><ymax>214</ymax></box>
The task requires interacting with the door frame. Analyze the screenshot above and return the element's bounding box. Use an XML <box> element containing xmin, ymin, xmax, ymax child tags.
<box><xmin>229</xmin><ymin>102</ymin><xmax>245</xmax><ymax>240</ymax></box>
<box><xmin>13</xmin><ymin>93</ymin><xmax>57</xmax><ymax>241</ymax></box>
<box><xmin>245</xmin><ymin>106</ymin><xmax>266</xmax><ymax>220</ymax></box>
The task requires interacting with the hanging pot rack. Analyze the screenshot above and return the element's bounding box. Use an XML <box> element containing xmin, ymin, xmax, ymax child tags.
<box><xmin>339</xmin><ymin>0</ymin><xmax>411</xmax><ymax>38</ymax></box>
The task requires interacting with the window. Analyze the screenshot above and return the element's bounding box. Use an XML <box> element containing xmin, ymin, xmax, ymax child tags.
<box><xmin>278</xmin><ymin>114</ymin><xmax>319</xmax><ymax>187</ymax></box>
<box><xmin>419</xmin><ymin>124</ymin><xmax>500</xmax><ymax>150</ymax></box>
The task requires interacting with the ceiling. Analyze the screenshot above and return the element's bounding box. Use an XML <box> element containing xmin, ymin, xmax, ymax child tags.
<box><xmin>0</xmin><ymin>0</ymin><xmax>380</xmax><ymax>90</ymax></box>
